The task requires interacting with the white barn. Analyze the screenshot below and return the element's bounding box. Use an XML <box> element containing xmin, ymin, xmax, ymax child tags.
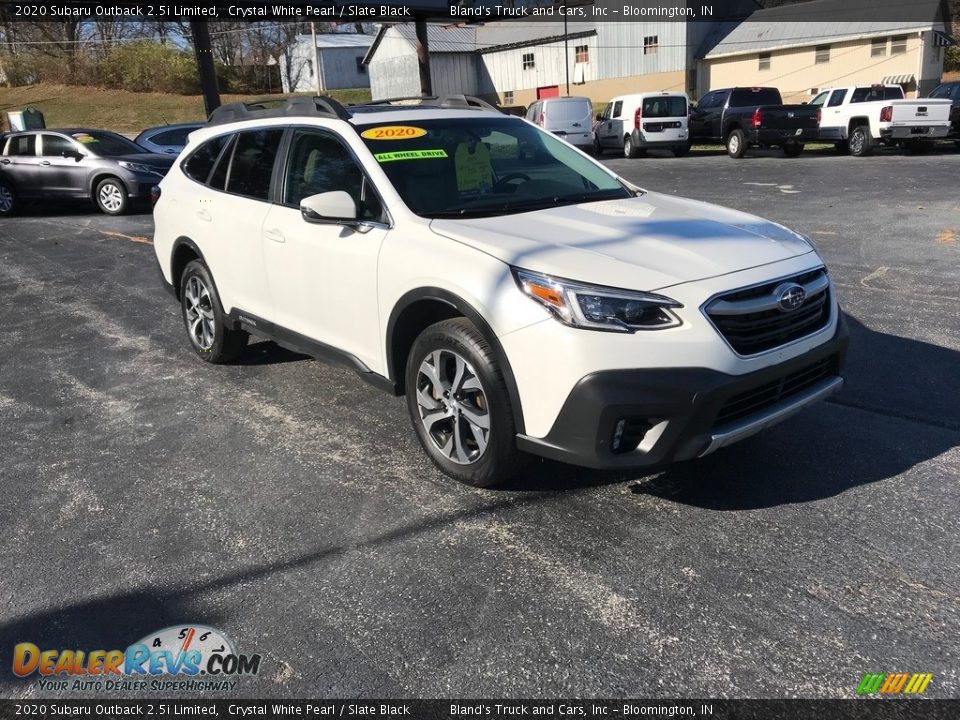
<box><xmin>280</xmin><ymin>33</ymin><xmax>376</xmax><ymax>94</ymax></box>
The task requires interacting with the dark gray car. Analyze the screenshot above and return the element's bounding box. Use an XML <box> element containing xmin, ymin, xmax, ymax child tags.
<box><xmin>0</xmin><ymin>129</ymin><xmax>174</xmax><ymax>216</ymax></box>
<box><xmin>134</xmin><ymin>122</ymin><xmax>204</xmax><ymax>155</ymax></box>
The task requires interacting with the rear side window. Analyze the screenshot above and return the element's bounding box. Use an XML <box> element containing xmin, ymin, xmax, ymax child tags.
<box><xmin>730</xmin><ymin>88</ymin><xmax>782</xmax><ymax>106</ymax></box>
<box><xmin>5</xmin><ymin>135</ymin><xmax>36</xmax><ymax>156</ymax></box>
<box><xmin>183</xmin><ymin>135</ymin><xmax>229</xmax><ymax>184</ymax></box>
<box><xmin>40</xmin><ymin>134</ymin><xmax>75</xmax><ymax>157</ymax></box>
<box><xmin>642</xmin><ymin>96</ymin><xmax>687</xmax><ymax>118</ymax></box>
<box><xmin>226</xmin><ymin>128</ymin><xmax>284</xmax><ymax>201</ymax></box>
<box><xmin>827</xmin><ymin>89</ymin><xmax>847</xmax><ymax>107</ymax></box>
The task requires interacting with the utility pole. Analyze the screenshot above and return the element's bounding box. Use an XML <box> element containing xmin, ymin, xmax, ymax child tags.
<box><xmin>191</xmin><ymin>21</ymin><xmax>221</xmax><ymax>117</ymax></box>
<box><xmin>310</xmin><ymin>22</ymin><xmax>323</xmax><ymax>94</ymax></box>
<box><xmin>414</xmin><ymin>16</ymin><xmax>432</xmax><ymax>96</ymax></box>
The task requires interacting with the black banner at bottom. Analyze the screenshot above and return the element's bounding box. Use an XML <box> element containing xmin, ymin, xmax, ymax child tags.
<box><xmin>1</xmin><ymin>700</ymin><xmax>958</xmax><ymax>720</ymax></box>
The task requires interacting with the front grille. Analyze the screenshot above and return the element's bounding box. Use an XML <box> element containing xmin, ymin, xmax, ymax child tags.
<box><xmin>705</xmin><ymin>268</ymin><xmax>831</xmax><ymax>355</ymax></box>
<box><xmin>714</xmin><ymin>355</ymin><xmax>838</xmax><ymax>427</ymax></box>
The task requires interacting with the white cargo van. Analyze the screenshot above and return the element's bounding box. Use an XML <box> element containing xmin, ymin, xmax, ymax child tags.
<box><xmin>594</xmin><ymin>92</ymin><xmax>691</xmax><ymax>158</ymax></box>
<box><xmin>525</xmin><ymin>96</ymin><xmax>593</xmax><ymax>151</ymax></box>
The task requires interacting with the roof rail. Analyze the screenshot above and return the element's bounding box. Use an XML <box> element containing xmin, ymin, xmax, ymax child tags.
<box><xmin>438</xmin><ymin>94</ymin><xmax>502</xmax><ymax>112</ymax></box>
<box><xmin>363</xmin><ymin>95</ymin><xmax>434</xmax><ymax>105</ymax></box>
<box><xmin>207</xmin><ymin>96</ymin><xmax>351</xmax><ymax>125</ymax></box>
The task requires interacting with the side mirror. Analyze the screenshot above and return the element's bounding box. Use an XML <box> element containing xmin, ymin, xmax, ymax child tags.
<box><xmin>595</xmin><ymin>113</ymin><xmax>603</xmax><ymax>122</ymax></box>
<box><xmin>300</xmin><ymin>191</ymin><xmax>358</xmax><ymax>226</ymax></box>
<box><xmin>62</xmin><ymin>150</ymin><xmax>83</xmax><ymax>161</ymax></box>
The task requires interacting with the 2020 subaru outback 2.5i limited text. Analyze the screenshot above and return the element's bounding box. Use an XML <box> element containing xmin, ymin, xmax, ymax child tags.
<box><xmin>153</xmin><ymin>95</ymin><xmax>848</xmax><ymax>487</ymax></box>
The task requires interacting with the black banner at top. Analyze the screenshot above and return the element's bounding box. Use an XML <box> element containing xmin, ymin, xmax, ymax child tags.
<box><xmin>0</xmin><ymin>0</ymin><xmax>952</xmax><ymax>23</ymax></box>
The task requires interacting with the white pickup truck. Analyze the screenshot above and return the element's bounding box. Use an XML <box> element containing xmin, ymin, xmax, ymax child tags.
<box><xmin>812</xmin><ymin>85</ymin><xmax>952</xmax><ymax>156</ymax></box>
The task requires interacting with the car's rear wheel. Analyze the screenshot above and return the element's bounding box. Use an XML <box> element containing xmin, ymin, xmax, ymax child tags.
<box><xmin>179</xmin><ymin>260</ymin><xmax>248</xmax><ymax>363</ymax></box>
<box><xmin>0</xmin><ymin>180</ymin><xmax>17</xmax><ymax>217</ymax></box>
<box><xmin>405</xmin><ymin>318</ymin><xmax>526</xmax><ymax>487</ymax></box>
<box><xmin>624</xmin><ymin>135</ymin><xmax>644</xmax><ymax>159</ymax></box>
<box><xmin>672</xmin><ymin>143</ymin><xmax>692</xmax><ymax>157</ymax></box>
<box><xmin>95</xmin><ymin>177</ymin><xmax>128</xmax><ymax>215</ymax></box>
<box><xmin>848</xmin><ymin>126</ymin><xmax>873</xmax><ymax>157</ymax></box>
<box><xmin>592</xmin><ymin>136</ymin><xmax>603</xmax><ymax>156</ymax></box>
<box><xmin>726</xmin><ymin>129</ymin><xmax>748</xmax><ymax>158</ymax></box>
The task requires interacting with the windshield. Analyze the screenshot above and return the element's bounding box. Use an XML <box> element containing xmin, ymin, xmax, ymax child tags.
<box><xmin>357</xmin><ymin>117</ymin><xmax>632</xmax><ymax>218</ymax></box>
<box><xmin>70</xmin><ymin>130</ymin><xmax>147</xmax><ymax>157</ymax></box>
<box><xmin>642</xmin><ymin>96</ymin><xmax>687</xmax><ymax>118</ymax></box>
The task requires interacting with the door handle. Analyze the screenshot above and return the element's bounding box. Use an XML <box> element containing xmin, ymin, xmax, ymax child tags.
<box><xmin>0</xmin><ymin>159</ymin><xmax>9</xmax><ymax>165</ymax></box>
<box><xmin>40</xmin><ymin>160</ymin><xmax>51</xmax><ymax>166</ymax></box>
<box><xmin>264</xmin><ymin>228</ymin><xmax>285</xmax><ymax>244</ymax></box>
<box><xmin>196</xmin><ymin>209</ymin><xmax>212</xmax><ymax>222</ymax></box>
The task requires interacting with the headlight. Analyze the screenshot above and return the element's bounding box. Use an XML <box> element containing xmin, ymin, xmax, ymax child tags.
<box><xmin>119</xmin><ymin>161</ymin><xmax>162</xmax><ymax>175</ymax></box>
<box><xmin>512</xmin><ymin>268</ymin><xmax>682</xmax><ymax>332</ymax></box>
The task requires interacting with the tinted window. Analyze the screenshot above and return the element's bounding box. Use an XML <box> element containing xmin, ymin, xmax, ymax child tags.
<box><xmin>929</xmin><ymin>85</ymin><xmax>950</xmax><ymax>99</ymax></box>
<box><xmin>729</xmin><ymin>88</ymin><xmax>782</xmax><ymax>107</ymax></box>
<box><xmin>698</xmin><ymin>92</ymin><xmax>723</xmax><ymax>109</ymax></box>
<box><xmin>40</xmin><ymin>134</ymin><xmax>76</xmax><ymax>157</ymax></box>
<box><xmin>827</xmin><ymin>89</ymin><xmax>847</xmax><ymax>107</ymax></box>
<box><xmin>851</xmin><ymin>86</ymin><xmax>904</xmax><ymax>103</ymax></box>
<box><xmin>611</xmin><ymin>101</ymin><xmax>623</xmax><ymax>118</ymax></box>
<box><xmin>641</xmin><ymin>96</ymin><xmax>687</xmax><ymax>118</ymax></box>
<box><xmin>545</xmin><ymin>99</ymin><xmax>591</xmax><ymax>122</ymax></box>
<box><xmin>183</xmin><ymin>135</ymin><xmax>229</xmax><ymax>184</ymax></box>
<box><xmin>283</xmin><ymin>129</ymin><xmax>384</xmax><ymax>222</ymax></box>
<box><xmin>5</xmin><ymin>135</ymin><xmax>37</xmax><ymax>156</ymax></box>
<box><xmin>151</xmin><ymin>127</ymin><xmax>194</xmax><ymax>146</ymax></box>
<box><xmin>225</xmin><ymin>129</ymin><xmax>283</xmax><ymax>200</ymax></box>
<box><xmin>208</xmin><ymin>136</ymin><xmax>235</xmax><ymax>191</ymax></box>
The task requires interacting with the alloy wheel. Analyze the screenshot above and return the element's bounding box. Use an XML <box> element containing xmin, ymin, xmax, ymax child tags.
<box><xmin>729</xmin><ymin>134</ymin><xmax>740</xmax><ymax>154</ymax></box>
<box><xmin>0</xmin><ymin>185</ymin><xmax>13</xmax><ymax>213</ymax></box>
<box><xmin>415</xmin><ymin>349</ymin><xmax>490</xmax><ymax>465</ymax></box>
<box><xmin>850</xmin><ymin>133</ymin><xmax>864</xmax><ymax>154</ymax></box>
<box><xmin>183</xmin><ymin>275</ymin><xmax>216</xmax><ymax>350</ymax></box>
<box><xmin>99</xmin><ymin>183</ymin><xmax>124</xmax><ymax>213</ymax></box>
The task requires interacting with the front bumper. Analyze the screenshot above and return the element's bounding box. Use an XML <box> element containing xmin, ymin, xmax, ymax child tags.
<box><xmin>516</xmin><ymin>317</ymin><xmax>849</xmax><ymax>469</ymax></box>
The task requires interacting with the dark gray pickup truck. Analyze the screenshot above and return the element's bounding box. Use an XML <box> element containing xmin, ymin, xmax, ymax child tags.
<box><xmin>688</xmin><ymin>87</ymin><xmax>821</xmax><ymax>158</ymax></box>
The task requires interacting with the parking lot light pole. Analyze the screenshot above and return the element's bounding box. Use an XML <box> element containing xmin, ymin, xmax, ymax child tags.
<box><xmin>191</xmin><ymin>20</ymin><xmax>221</xmax><ymax>118</ymax></box>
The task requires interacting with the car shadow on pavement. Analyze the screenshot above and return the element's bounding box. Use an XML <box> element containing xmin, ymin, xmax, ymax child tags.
<box><xmin>11</xmin><ymin>201</ymin><xmax>153</xmax><ymax>217</ymax></box>
<box><xmin>233</xmin><ymin>340</ymin><xmax>309</xmax><ymax>366</ymax></box>
<box><xmin>507</xmin><ymin>314</ymin><xmax>959</xmax><ymax>508</ymax></box>
<box><xmin>0</xmin><ymin>494</ymin><xmax>556</xmax><ymax>686</ymax></box>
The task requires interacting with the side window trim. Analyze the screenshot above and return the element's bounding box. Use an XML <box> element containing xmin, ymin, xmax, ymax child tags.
<box><xmin>278</xmin><ymin>125</ymin><xmax>391</xmax><ymax>228</ymax></box>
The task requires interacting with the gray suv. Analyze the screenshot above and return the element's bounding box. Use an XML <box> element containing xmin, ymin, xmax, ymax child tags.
<box><xmin>0</xmin><ymin>129</ymin><xmax>174</xmax><ymax>216</ymax></box>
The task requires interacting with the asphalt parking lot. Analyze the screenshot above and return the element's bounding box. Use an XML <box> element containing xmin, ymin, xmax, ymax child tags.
<box><xmin>2</xmin><ymin>145</ymin><xmax>959</xmax><ymax>700</ymax></box>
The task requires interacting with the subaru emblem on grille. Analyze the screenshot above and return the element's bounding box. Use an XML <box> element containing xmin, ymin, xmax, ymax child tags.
<box><xmin>776</xmin><ymin>284</ymin><xmax>806</xmax><ymax>312</ymax></box>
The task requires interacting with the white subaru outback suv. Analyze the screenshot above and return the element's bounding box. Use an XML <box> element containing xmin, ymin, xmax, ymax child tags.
<box><xmin>153</xmin><ymin>95</ymin><xmax>848</xmax><ymax>487</ymax></box>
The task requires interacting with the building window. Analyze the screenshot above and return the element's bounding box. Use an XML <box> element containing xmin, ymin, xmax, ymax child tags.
<box><xmin>810</xmin><ymin>88</ymin><xmax>819</xmax><ymax>95</ymax></box>
<box><xmin>522</xmin><ymin>52</ymin><xmax>535</xmax><ymax>70</ymax></box>
<box><xmin>356</xmin><ymin>57</ymin><xmax>366</xmax><ymax>74</ymax></box>
<box><xmin>758</xmin><ymin>52</ymin><xmax>771</xmax><ymax>70</ymax></box>
<box><xmin>306</xmin><ymin>59</ymin><xmax>314</xmax><ymax>78</ymax></box>
<box><xmin>815</xmin><ymin>45</ymin><xmax>831</xmax><ymax>64</ymax></box>
<box><xmin>503</xmin><ymin>91</ymin><xmax>514</xmax><ymax>104</ymax></box>
<box><xmin>575</xmin><ymin>45</ymin><xmax>589</xmax><ymax>63</ymax></box>
<box><xmin>890</xmin><ymin>35</ymin><xmax>908</xmax><ymax>55</ymax></box>
<box><xmin>871</xmin><ymin>37</ymin><xmax>887</xmax><ymax>56</ymax></box>
<box><xmin>643</xmin><ymin>36</ymin><xmax>659</xmax><ymax>55</ymax></box>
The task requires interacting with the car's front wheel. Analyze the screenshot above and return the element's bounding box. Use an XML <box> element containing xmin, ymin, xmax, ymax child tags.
<box><xmin>95</xmin><ymin>177</ymin><xmax>128</xmax><ymax>215</ymax></box>
<box><xmin>0</xmin><ymin>180</ymin><xmax>17</xmax><ymax>217</ymax></box>
<box><xmin>179</xmin><ymin>260</ymin><xmax>248</xmax><ymax>363</ymax></box>
<box><xmin>406</xmin><ymin>318</ymin><xmax>526</xmax><ymax>487</ymax></box>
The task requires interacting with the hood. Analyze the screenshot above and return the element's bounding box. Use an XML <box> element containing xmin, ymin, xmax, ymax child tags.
<box><xmin>429</xmin><ymin>191</ymin><xmax>816</xmax><ymax>291</ymax></box>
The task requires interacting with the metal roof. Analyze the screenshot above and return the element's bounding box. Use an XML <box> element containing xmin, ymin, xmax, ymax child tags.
<box><xmin>309</xmin><ymin>33</ymin><xmax>376</xmax><ymax>49</ymax></box>
<box><xmin>705</xmin><ymin>0</ymin><xmax>943</xmax><ymax>59</ymax></box>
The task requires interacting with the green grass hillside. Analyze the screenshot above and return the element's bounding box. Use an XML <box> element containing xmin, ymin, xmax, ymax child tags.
<box><xmin>0</xmin><ymin>84</ymin><xmax>373</xmax><ymax>133</ymax></box>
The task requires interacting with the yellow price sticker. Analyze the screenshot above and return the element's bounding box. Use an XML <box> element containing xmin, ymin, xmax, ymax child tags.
<box><xmin>360</xmin><ymin>125</ymin><xmax>428</xmax><ymax>141</ymax></box>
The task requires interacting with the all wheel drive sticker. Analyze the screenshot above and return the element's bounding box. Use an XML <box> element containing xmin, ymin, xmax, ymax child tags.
<box><xmin>362</xmin><ymin>125</ymin><xmax>493</xmax><ymax>192</ymax></box>
<box><xmin>11</xmin><ymin>625</ymin><xmax>261</xmax><ymax>692</ymax></box>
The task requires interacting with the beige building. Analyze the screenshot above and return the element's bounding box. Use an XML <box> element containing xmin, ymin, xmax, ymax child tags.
<box><xmin>699</xmin><ymin>0</ymin><xmax>950</xmax><ymax>102</ymax></box>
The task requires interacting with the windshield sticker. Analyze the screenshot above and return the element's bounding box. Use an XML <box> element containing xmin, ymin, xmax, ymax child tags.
<box><xmin>374</xmin><ymin>149</ymin><xmax>448</xmax><ymax>163</ymax></box>
<box><xmin>361</xmin><ymin>126</ymin><xmax>428</xmax><ymax>141</ymax></box>
<box><xmin>454</xmin><ymin>141</ymin><xmax>493</xmax><ymax>193</ymax></box>
<box><xmin>72</xmin><ymin>133</ymin><xmax>97</xmax><ymax>144</ymax></box>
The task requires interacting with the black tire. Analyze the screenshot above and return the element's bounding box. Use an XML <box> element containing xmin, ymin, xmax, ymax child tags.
<box><xmin>0</xmin><ymin>179</ymin><xmax>17</xmax><ymax>217</ymax></box>
<box><xmin>726</xmin><ymin>129</ymin><xmax>748</xmax><ymax>158</ymax></box>
<box><xmin>94</xmin><ymin>177</ymin><xmax>129</xmax><ymax>215</ymax></box>
<box><xmin>592</xmin><ymin>135</ymin><xmax>603</xmax><ymax>156</ymax></box>
<box><xmin>783</xmin><ymin>143</ymin><xmax>804</xmax><ymax>158</ymax></box>
<box><xmin>848</xmin><ymin>126</ymin><xmax>873</xmax><ymax>157</ymax></box>
<box><xmin>623</xmin><ymin>135</ymin><xmax>644</xmax><ymax>159</ymax></box>
<box><xmin>179</xmin><ymin>260</ymin><xmax>248</xmax><ymax>363</ymax></box>
<box><xmin>405</xmin><ymin>318</ymin><xmax>527</xmax><ymax>487</ymax></box>
<box><xmin>671</xmin><ymin>143</ymin><xmax>692</xmax><ymax>157</ymax></box>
